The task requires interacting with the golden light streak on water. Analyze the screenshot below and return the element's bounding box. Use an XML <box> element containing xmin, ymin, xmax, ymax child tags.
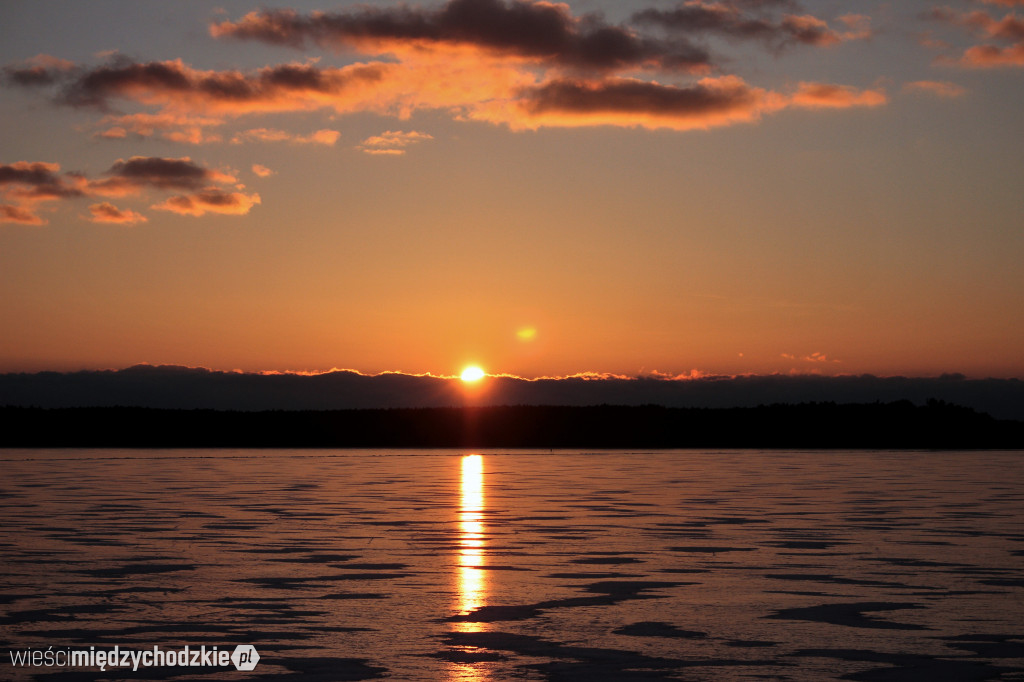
<box><xmin>457</xmin><ymin>454</ymin><xmax>486</xmax><ymax>619</ymax></box>
<box><xmin>449</xmin><ymin>454</ymin><xmax>490</xmax><ymax>680</ymax></box>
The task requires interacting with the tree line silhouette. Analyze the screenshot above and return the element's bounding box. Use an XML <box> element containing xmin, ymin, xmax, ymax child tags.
<box><xmin>1</xmin><ymin>400</ymin><xmax>1021</xmax><ymax>448</ymax></box>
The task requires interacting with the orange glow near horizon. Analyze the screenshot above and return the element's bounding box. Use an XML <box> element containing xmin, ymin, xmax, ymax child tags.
<box><xmin>1</xmin><ymin>4</ymin><xmax>1022</xmax><ymax>384</ymax></box>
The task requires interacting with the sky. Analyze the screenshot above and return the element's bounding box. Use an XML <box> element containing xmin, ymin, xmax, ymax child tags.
<box><xmin>1</xmin><ymin>0</ymin><xmax>1022</xmax><ymax>381</ymax></box>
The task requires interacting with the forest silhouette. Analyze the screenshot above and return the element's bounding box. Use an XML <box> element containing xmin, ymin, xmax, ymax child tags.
<box><xmin>2</xmin><ymin>401</ymin><xmax>1021</xmax><ymax>448</ymax></box>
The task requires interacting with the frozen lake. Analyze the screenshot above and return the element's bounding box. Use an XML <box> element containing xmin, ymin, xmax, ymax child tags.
<box><xmin>2</xmin><ymin>449</ymin><xmax>1023</xmax><ymax>680</ymax></box>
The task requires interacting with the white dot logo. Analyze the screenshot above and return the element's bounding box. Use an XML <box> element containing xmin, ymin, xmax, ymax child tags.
<box><xmin>231</xmin><ymin>644</ymin><xmax>260</xmax><ymax>671</ymax></box>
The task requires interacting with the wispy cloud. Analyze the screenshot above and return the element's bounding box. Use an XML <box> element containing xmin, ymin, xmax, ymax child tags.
<box><xmin>929</xmin><ymin>4</ymin><xmax>1024</xmax><ymax>68</ymax></box>
<box><xmin>837</xmin><ymin>14</ymin><xmax>873</xmax><ymax>42</ymax></box>
<box><xmin>0</xmin><ymin>203</ymin><xmax>46</xmax><ymax>225</ymax></box>
<box><xmin>903</xmin><ymin>79</ymin><xmax>967</xmax><ymax>97</ymax></box>
<box><xmin>87</xmin><ymin>202</ymin><xmax>148</xmax><ymax>224</ymax></box>
<box><xmin>788</xmin><ymin>82</ymin><xmax>887</xmax><ymax>109</ymax></box>
<box><xmin>231</xmin><ymin>128</ymin><xmax>340</xmax><ymax>145</ymax></box>
<box><xmin>1</xmin><ymin>54</ymin><xmax>76</xmax><ymax>87</ymax></box>
<box><xmin>959</xmin><ymin>41</ymin><xmax>1024</xmax><ymax>66</ymax></box>
<box><xmin>781</xmin><ymin>351</ymin><xmax>840</xmax><ymax>363</ymax></box>
<box><xmin>152</xmin><ymin>188</ymin><xmax>261</xmax><ymax>217</ymax></box>
<box><xmin>93</xmin><ymin>112</ymin><xmax>225</xmax><ymax>144</ymax></box>
<box><xmin>358</xmin><ymin>130</ymin><xmax>433</xmax><ymax>155</ymax></box>
<box><xmin>632</xmin><ymin>4</ymin><xmax>867</xmax><ymax>49</ymax></box>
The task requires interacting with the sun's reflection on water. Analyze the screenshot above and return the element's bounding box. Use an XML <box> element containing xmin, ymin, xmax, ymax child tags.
<box><xmin>447</xmin><ymin>454</ymin><xmax>493</xmax><ymax>680</ymax></box>
<box><xmin>457</xmin><ymin>454</ymin><xmax>486</xmax><ymax>620</ymax></box>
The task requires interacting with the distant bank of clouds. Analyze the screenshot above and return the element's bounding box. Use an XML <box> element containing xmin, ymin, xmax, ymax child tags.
<box><xmin>1</xmin><ymin>365</ymin><xmax>1021</xmax><ymax>421</ymax></box>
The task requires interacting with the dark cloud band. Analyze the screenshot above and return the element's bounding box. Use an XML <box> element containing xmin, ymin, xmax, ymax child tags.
<box><xmin>211</xmin><ymin>0</ymin><xmax>710</xmax><ymax>72</ymax></box>
<box><xmin>0</xmin><ymin>365</ymin><xmax>1020</xmax><ymax>421</ymax></box>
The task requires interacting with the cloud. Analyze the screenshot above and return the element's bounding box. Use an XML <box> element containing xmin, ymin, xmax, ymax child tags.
<box><xmin>951</xmin><ymin>9</ymin><xmax>1024</xmax><ymax>44</ymax></box>
<box><xmin>210</xmin><ymin>1</ymin><xmax>711</xmax><ymax>73</ymax></box>
<box><xmin>0</xmin><ymin>53</ymin><xmax>521</xmax><ymax>126</ymax></box>
<box><xmin>97</xmin><ymin>127</ymin><xmax>128</xmax><ymax>139</ymax></box>
<box><xmin>782</xmin><ymin>351</ymin><xmax>838</xmax><ymax>363</ymax></box>
<box><xmin>0</xmin><ymin>203</ymin><xmax>45</xmax><ymax>225</ymax></box>
<box><xmin>966</xmin><ymin>9</ymin><xmax>1024</xmax><ymax>39</ymax></box>
<box><xmin>475</xmin><ymin>76</ymin><xmax>884</xmax><ymax>130</ymax></box>
<box><xmin>2</xmin><ymin>6</ymin><xmax>891</xmax><ymax>143</ymax></box>
<box><xmin>0</xmin><ymin>157</ymin><xmax>250</xmax><ymax>224</ymax></box>
<box><xmin>163</xmin><ymin>128</ymin><xmax>222</xmax><ymax>145</ymax></box>
<box><xmin>837</xmin><ymin>14</ymin><xmax>873</xmax><ymax>41</ymax></box>
<box><xmin>108</xmin><ymin>156</ymin><xmax>228</xmax><ymax>188</ymax></box>
<box><xmin>152</xmin><ymin>188</ymin><xmax>261</xmax><ymax>217</ymax></box>
<box><xmin>0</xmin><ymin>161</ymin><xmax>88</xmax><ymax>223</ymax></box>
<box><xmin>649</xmin><ymin>368</ymin><xmax>706</xmax><ymax>380</ymax></box>
<box><xmin>789</xmin><ymin>82</ymin><xmax>887</xmax><ymax>108</ymax></box>
<box><xmin>358</xmin><ymin>129</ymin><xmax>433</xmax><ymax>154</ymax></box>
<box><xmin>87</xmin><ymin>202</ymin><xmax>148</xmax><ymax>225</ymax></box>
<box><xmin>0</xmin><ymin>161</ymin><xmax>64</xmax><ymax>185</ymax></box>
<box><xmin>959</xmin><ymin>41</ymin><xmax>1024</xmax><ymax>66</ymax></box>
<box><xmin>477</xmin><ymin>75</ymin><xmax>777</xmax><ymax>130</ymax></box>
<box><xmin>93</xmin><ymin>112</ymin><xmax>226</xmax><ymax>144</ymax></box>
<box><xmin>306</xmin><ymin>129</ymin><xmax>341</xmax><ymax>145</ymax></box>
<box><xmin>30</xmin><ymin>55</ymin><xmax>524</xmax><ymax>129</ymax></box>
<box><xmin>779</xmin><ymin>14</ymin><xmax>841</xmax><ymax>46</ymax></box>
<box><xmin>903</xmin><ymin>79</ymin><xmax>967</xmax><ymax>97</ymax></box>
<box><xmin>930</xmin><ymin>6</ymin><xmax>1024</xmax><ymax>68</ymax></box>
<box><xmin>232</xmin><ymin>127</ymin><xmax>340</xmax><ymax>145</ymax></box>
<box><xmin>37</xmin><ymin>56</ymin><xmax>389</xmax><ymax>115</ymax></box>
<box><xmin>1</xmin><ymin>54</ymin><xmax>76</xmax><ymax>87</ymax></box>
<box><xmin>0</xmin><ymin>161</ymin><xmax>86</xmax><ymax>201</ymax></box>
<box><xmin>631</xmin><ymin>3</ymin><xmax>867</xmax><ymax>49</ymax></box>
<box><xmin>1</xmin><ymin>160</ymin><xmax>88</xmax><ymax>224</ymax></box>
<box><xmin>917</xmin><ymin>31</ymin><xmax>953</xmax><ymax>50</ymax></box>
<box><xmin>97</xmin><ymin>117</ymin><xmax>340</xmax><ymax>147</ymax></box>
<box><xmin>251</xmin><ymin>164</ymin><xmax>274</xmax><ymax>178</ymax></box>
<box><xmin>87</xmin><ymin>156</ymin><xmax>236</xmax><ymax>198</ymax></box>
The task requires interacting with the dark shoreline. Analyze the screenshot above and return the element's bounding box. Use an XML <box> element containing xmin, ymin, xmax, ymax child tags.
<box><xmin>2</xmin><ymin>401</ymin><xmax>1022</xmax><ymax>449</ymax></box>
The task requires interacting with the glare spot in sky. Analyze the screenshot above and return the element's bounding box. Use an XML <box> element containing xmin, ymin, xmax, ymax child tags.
<box><xmin>517</xmin><ymin>328</ymin><xmax>537</xmax><ymax>341</ymax></box>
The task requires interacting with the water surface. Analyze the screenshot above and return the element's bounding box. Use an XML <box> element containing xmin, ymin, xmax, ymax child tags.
<box><xmin>2</xmin><ymin>449</ymin><xmax>1022</xmax><ymax>680</ymax></box>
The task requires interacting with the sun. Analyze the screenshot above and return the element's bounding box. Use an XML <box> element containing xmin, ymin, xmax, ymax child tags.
<box><xmin>460</xmin><ymin>366</ymin><xmax>486</xmax><ymax>382</ymax></box>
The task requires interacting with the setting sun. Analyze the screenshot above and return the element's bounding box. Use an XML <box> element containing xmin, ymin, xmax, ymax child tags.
<box><xmin>460</xmin><ymin>366</ymin><xmax>486</xmax><ymax>382</ymax></box>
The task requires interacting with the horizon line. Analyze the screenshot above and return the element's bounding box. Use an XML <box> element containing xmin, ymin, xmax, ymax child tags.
<box><xmin>3</xmin><ymin>362</ymin><xmax>1018</xmax><ymax>383</ymax></box>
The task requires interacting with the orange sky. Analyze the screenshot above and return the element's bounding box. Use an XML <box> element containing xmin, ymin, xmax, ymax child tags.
<box><xmin>0</xmin><ymin>0</ymin><xmax>1021</xmax><ymax>379</ymax></box>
